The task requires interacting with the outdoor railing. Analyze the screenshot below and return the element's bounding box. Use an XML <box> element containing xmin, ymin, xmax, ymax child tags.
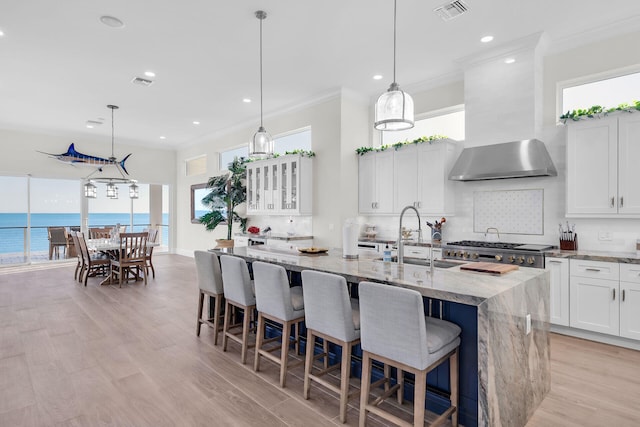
<box><xmin>0</xmin><ymin>224</ymin><xmax>170</xmax><ymax>265</ymax></box>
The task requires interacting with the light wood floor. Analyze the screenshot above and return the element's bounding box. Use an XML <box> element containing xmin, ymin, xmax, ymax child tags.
<box><xmin>1</xmin><ymin>255</ymin><xmax>639</xmax><ymax>427</ymax></box>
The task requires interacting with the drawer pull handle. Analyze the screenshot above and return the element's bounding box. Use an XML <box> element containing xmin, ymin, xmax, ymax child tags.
<box><xmin>610</xmin><ymin>197</ymin><xmax>615</xmax><ymax>208</ymax></box>
<box><xmin>548</xmin><ymin>260</ymin><xmax>562</xmax><ymax>264</ymax></box>
<box><xmin>620</xmin><ymin>196</ymin><xmax>624</xmax><ymax>208</ymax></box>
<box><xmin>613</xmin><ymin>288</ymin><xmax>616</xmax><ymax>301</ymax></box>
<box><xmin>585</xmin><ymin>268</ymin><xmax>601</xmax><ymax>272</ymax></box>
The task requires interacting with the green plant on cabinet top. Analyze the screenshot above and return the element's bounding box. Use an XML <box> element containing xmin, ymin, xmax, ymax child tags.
<box><xmin>355</xmin><ymin>135</ymin><xmax>448</xmax><ymax>156</ymax></box>
<box><xmin>559</xmin><ymin>100</ymin><xmax>640</xmax><ymax>123</ymax></box>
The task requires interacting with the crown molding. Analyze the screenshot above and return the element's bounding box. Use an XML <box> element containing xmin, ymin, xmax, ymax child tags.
<box><xmin>455</xmin><ymin>32</ymin><xmax>545</xmax><ymax>70</ymax></box>
<box><xmin>547</xmin><ymin>15</ymin><xmax>640</xmax><ymax>55</ymax></box>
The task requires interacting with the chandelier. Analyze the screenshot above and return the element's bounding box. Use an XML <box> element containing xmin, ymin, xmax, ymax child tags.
<box><xmin>84</xmin><ymin>105</ymin><xmax>139</xmax><ymax>199</ymax></box>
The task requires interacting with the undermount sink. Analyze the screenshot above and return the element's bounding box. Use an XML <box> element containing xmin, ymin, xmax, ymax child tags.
<box><xmin>373</xmin><ymin>256</ymin><xmax>463</xmax><ymax>269</ymax></box>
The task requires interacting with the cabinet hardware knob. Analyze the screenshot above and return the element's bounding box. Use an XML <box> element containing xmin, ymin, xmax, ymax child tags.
<box><xmin>623</xmin><ymin>289</ymin><xmax>626</xmax><ymax>302</ymax></box>
<box><xmin>613</xmin><ymin>288</ymin><xmax>616</xmax><ymax>301</ymax></box>
<box><xmin>610</xmin><ymin>197</ymin><xmax>615</xmax><ymax>208</ymax></box>
<box><xmin>620</xmin><ymin>196</ymin><xmax>624</xmax><ymax>208</ymax></box>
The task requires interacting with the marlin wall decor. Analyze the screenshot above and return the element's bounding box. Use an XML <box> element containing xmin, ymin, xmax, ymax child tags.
<box><xmin>39</xmin><ymin>142</ymin><xmax>132</xmax><ymax>174</ymax></box>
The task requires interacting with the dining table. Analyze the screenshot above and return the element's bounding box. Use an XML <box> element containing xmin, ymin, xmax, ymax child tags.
<box><xmin>86</xmin><ymin>238</ymin><xmax>159</xmax><ymax>285</ymax></box>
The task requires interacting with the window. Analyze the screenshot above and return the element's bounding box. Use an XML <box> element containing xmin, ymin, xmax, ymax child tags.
<box><xmin>185</xmin><ymin>155</ymin><xmax>207</xmax><ymax>177</ymax></box>
<box><xmin>560</xmin><ymin>69</ymin><xmax>640</xmax><ymax>115</ymax></box>
<box><xmin>219</xmin><ymin>128</ymin><xmax>312</xmax><ymax>170</ymax></box>
<box><xmin>380</xmin><ymin>107</ymin><xmax>464</xmax><ymax>146</ymax></box>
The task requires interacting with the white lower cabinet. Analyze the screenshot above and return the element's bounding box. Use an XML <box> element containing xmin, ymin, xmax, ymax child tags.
<box><xmin>569</xmin><ymin>274</ymin><xmax>619</xmax><ymax>335</ymax></box>
<box><xmin>546</xmin><ymin>257</ymin><xmax>569</xmax><ymax>327</ymax></box>
<box><xmin>568</xmin><ymin>259</ymin><xmax>640</xmax><ymax>340</ymax></box>
<box><xmin>619</xmin><ymin>264</ymin><xmax>640</xmax><ymax>340</ymax></box>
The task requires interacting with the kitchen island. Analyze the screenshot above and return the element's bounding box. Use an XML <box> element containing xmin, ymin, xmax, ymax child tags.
<box><xmin>215</xmin><ymin>246</ymin><xmax>550</xmax><ymax>427</ymax></box>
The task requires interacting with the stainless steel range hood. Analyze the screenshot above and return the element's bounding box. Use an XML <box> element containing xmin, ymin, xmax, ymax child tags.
<box><xmin>448</xmin><ymin>139</ymin><xmax>557</xmax><ymax>181</ymax></box>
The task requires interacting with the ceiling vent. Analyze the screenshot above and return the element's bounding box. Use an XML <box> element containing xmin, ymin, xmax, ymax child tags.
<box><xmin>434</xmin><ymin>0</ymin><xmax>469</xmax><ymax>21</ymax></box>
<box><xmin>131</xmin><ymin>77</ymin><xmax>154</xmax><ymax>87</ymax></box>
<box><xmin>85</xmin><ymin>120</ymin><xmax>103</xmax><ymax>128</ymax></box>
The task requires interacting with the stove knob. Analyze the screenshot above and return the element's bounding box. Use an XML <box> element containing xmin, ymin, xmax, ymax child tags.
<box><xmin>472</xmin><ymin>253</ymin><xmax>479</xmax><ymax>260</ymax></box>
<box><xmin>508</xmin><ymin>255</ymin><xmax>516</xmax><ymax>263</ymax></box>
<box><xmin>458</xmin><ymin>251</ymin><xmax>464</xmax><ymax>258</ymax></box>
<box><xmin>495</xmin><ymin>254</ymin><xmax>503</xmax><ymax>262</ymax></box>
<box><xmin>527</xmin><ymin>257</ymin><xmax>535</xmax><ymax>265</ymax></box>
<box><xmin>517</xmin><ymin>256</ymin><xmax>525</xmax><ymax>264</ymax></box>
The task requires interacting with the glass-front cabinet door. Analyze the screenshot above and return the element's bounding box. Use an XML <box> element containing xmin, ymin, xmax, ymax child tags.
<box><xmin>263</xmin><ymin>160</ymin><xmax>278</xmax><ymax>212</ymax></box>
<box><xmin>280</xmin><ymin>157</ymin><xmax>299</xmax><ymax>212</ymax></box>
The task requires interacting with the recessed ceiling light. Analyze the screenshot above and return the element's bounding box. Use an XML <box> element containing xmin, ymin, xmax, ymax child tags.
<box><xmin>505</xmin><ymin>58</ymin><xmax>516</xmax><ymax>64</ymax></box>
<box><xmin>86</xmin><ymin>124</ymin><xmax>94</xmax><ymax>129</ymax></box>
<box><xmin>373</xmin><ymin>74</ymin><xmax>383</xmax><ymax>80</ymax></box>
<box><xmin>144</xmin><ymin>71</ymin><xmax>156</xmax><ymax>78</ymax></box>
<box><xmin>480</xmin><ymin>35</ymin><xmax>494</xmax><ymax>43</ymax></box>
<box><xmin>99</xmin><ymin>15</ymin><xmax>125</xmax><ymax>28</ymax></box>
<box><xmin>159</xmin><ymin>136</ymin><xmax>166</xmax><ymax>140</ymax></box>
<box><xmin>243</xmin><ymin>98</ymin><xmax>252</xmax><ymax>103</ymax></box>
<box><xmin>0</xmin><ymin>30</ymin><xmax>4</xmax><ymax>37</ymax></box>
<box><xmin>193</xmin><ymin>121</ymin><xmax>200</xmax><ymax>125</ymax></box>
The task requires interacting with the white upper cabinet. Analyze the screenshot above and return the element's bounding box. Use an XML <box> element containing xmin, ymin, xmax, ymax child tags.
<box><xmin>391</xmin><ymin>139</ymin><xmax>458</xmax><ymax>215</ymax></box>
<box><xmin>567</xmin><ymin>114</ymin><xmax>640</xmax><ymax>217</ymax></box>
<box><xmin>246</xmin><ymin>154</ymin><xmax>312</xmax><ymax>216</ymax></box>
<box><xmin>358</xmin><ymin>150</ymin><xmax>394</xmax><ymax>214</ymax></box>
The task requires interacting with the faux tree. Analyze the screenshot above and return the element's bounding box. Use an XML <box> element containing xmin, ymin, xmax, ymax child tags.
<box><xmin>199</xmin><ymin>157</ymin><xmax>248</xmax><ymax>241</ymax></box>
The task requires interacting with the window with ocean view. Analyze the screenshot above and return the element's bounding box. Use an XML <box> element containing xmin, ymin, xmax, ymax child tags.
<box><xmin>0</xmin><ymin>176</ymin><xmax>29</xmax><ymax>264</ymax></box>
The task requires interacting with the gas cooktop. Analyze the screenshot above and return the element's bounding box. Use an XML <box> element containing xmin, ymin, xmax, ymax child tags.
<box><xmin>445</xmin><ymin>240</ymin><xmax>554</xmax><ymax>252</ymax></box>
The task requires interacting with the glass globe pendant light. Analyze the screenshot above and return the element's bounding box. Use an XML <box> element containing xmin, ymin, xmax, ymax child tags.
<box><xmin>249</xmin><ymin>10</ymin><xmax>274</xmax><ymax>159</ymax></box>
<box><xmin>374</xmin><ymin>0</ymin><xmax>414</xmax><ymax>131</ymax></box>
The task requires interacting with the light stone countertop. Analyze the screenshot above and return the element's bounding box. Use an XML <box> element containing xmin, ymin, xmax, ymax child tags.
<box><xmin>215</xmin><ymin>246</ymin><xmax>547</xmax><ymax>307</ymax></box>
<box><xmin>235</xmin><ymin>232</ymin><xmax>313</xmax><ymax>241</ymax></box>
<box><xmin>545</xmin><ymin>249</ymin><xmax>640</xmax><ymax>264</ymax></box>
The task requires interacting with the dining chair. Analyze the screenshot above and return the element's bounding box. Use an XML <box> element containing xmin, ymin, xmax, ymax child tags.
<box><xmin>69</xmin><ymin>231</ymin><xmax>84</xmax><ymax>281</ymax></box>
<box><xmin>109</xmin><ymin>232</ymin><xmax>148</xmax><ymax>287</ymax></box>
<box><xmin>90</xmin><ymin>228</ymin><xmax>111</xmax><ymax>239</ymax></box>
<box><xmin>143</xmin><ymin>228</ymin><xmax>159</xmax><ymax>278</ymax></box>
<box><xmin>48</xmin><ymin>226</ymin><xmax>67</xmax><ymax>259</ymax></box>
<box><xmin>76</xmin><ymin>232</ymin><xmax>110</xmax><ymax>286</ymax></box>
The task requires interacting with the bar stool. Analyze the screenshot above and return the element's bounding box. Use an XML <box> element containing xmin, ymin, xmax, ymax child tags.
<box><xmin>220</xmin><ymin>255</ymin><xmax>256</xmax><ymax>364</ymax></box>
<box><xmin>252</xmin><ymin>261</ymin><xmax>305</xmax><ymax>388</ymax></box>
<box><xmin>194</xmin><ymin>251</ymin><xmax>224</xmax><ymax>344</ymax></box>
<box><xmin>358</xmin><ymin>281</ymin><xmax>461</xmax><ymax>427</ymax></box>
<box><xmin>301</xmin><ymin>270</ymin><xmax>361</xmax><ymax>423</ymax></box>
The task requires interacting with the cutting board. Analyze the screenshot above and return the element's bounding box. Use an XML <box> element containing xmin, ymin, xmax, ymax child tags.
<box><xmin>460</xmin><ymin>262</ymin><xmax>519</xmax><ymax>275</ymax></box>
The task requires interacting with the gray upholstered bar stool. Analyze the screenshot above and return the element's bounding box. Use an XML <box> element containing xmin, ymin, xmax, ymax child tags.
<box><xmin>194</xmin><ymin>250</ymin><xmax>224</xmax><ymax>344</ymax></box>
<box><xmin>358</xmin><ymin>281</ymin><xmax>461</xmax><ymax>427</ymax></box>
<box><xmin>220</xmin><ymin>255</ymin><xmax>256</xmax><ymax>364</ymax></box>
<box><xmin>301</xmin><ymin>270</ymin><xmax>361</xmax><ymax>423</ymax></box>
<box><xmin>252</xmin><ymin>261</ymin><xmax>305</xmax><ymax>388</ymax></box>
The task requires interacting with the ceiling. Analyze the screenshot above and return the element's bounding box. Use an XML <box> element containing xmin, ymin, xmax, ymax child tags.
<box><xmin>1</xmin><ymin>0</ymin><xmax>640</xmax><ymax>150</ymax></box>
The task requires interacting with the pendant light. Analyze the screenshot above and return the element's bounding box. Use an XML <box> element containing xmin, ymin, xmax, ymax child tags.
<box><xmin>106</xmin><ymin>181</ymin><xmax>118</xmax><ymax>199</ymax></box>
<box><xmin>374</xmin><ymin>0</ymin><xmax>414</xmax><ymax>131</ymax></box>
<box><xmin>84</xmin><ymin>181</ymin><xmax>97</xmax><ymax>198</ymax></box>
<box><xmin>249</xmin><ymin>10</ymin><xmax>274</xmax><ymax>159</ymax></box>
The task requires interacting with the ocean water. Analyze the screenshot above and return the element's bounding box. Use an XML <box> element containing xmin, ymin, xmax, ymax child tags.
<box><xmin>0</xmin><ymin>213</ymin><xmax>169</xmax><ymax>254</ymax></box>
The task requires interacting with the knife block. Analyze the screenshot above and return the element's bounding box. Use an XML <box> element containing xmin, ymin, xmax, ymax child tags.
<box><xmin>559</xmin><ymin>234</ymin><xmax>578</xmax><ymax>250</ymax></box>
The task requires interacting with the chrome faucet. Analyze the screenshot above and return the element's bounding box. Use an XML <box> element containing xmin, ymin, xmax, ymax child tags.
<box><xmin>398</xmin><ymin>205</ymin><xmax>422</xmax><ymax>265</ymax></box>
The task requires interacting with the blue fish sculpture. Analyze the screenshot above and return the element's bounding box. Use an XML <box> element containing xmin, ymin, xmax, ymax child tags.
<box><xmin>40</xmin><ymin>143</ymin><xmax>132</xmax><ymax>174</ymax></box>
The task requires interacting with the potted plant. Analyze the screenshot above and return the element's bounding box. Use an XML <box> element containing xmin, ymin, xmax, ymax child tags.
<box><xmin>199</xmin><ymin>157</ymin><xmax>248</xmax><ymax>248</ymax></box>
